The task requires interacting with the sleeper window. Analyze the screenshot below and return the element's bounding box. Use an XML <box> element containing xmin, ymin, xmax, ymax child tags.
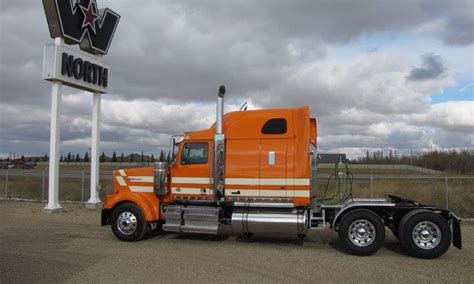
<box><xmin>261</xmin><ymin>118</ymin><xmax>287</xmax><ymax>134</ymax></box>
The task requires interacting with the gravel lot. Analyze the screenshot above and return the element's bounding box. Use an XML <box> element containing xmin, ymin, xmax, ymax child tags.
<box><xmin>1</xmin><ymin>201</ymin><xmax>473</xmax><ymax>283</ymax></box>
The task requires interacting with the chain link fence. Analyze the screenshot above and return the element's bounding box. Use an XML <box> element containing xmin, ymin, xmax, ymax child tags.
<box><xmin>316</xmin><ymin>174</ymin><xmax>473</xmax><ymax>216</ymax></box>
<box><xmin>0</xmin><ymin>168</ymin><xmax>110</xmax><ymax>204</ymax></box>
<box><xmin>1</xmin><ymin>168</ymin><xmax>473</xmax><ymax>218</ymax></box>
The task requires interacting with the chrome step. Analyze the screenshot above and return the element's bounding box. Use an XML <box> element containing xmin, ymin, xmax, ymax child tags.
<box><xmin>163</xmin><ymin>205</ymin><xmax>220</xmax><ymax>235</ymax></box>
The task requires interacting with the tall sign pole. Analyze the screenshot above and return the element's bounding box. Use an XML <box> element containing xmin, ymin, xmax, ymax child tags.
<box><xmin>42</xmin><ymin>0</ymin><xmax>120</xmax><ymax>212</ymax></box>
<box><xmin>87</xmin><ymin>50</ymin><xmax>103</xmax><ymax>209</ymax></box>
<box><xmin>88</xmin><ymin>90</ymin><xmax>101</xmax><ymax>207</ymax></box>
<box><xmin>46</xmin><ymin>37</ymin><xmax>64</xmax><ymax>212</ymax></box>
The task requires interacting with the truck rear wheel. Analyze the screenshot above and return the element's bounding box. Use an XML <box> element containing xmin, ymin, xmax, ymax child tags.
<box><xmin>399</xmin><ymin>211</ymin><xmax>451</xmax><ymax>259</ymax></box>
<box><xmin>111</xmin><ymin>203</ymin><xmax>148</xmax><ymax>242</ymax></box>
<box><xmin>338</xmin><ymin>209</ymin><xmax>385</xmax><ymax>256</ymax></box>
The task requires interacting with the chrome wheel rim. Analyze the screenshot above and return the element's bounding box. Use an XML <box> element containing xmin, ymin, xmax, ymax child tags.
<box><xmin>117</xmin><ymin>211</ymin><xmax>137</xmax><ymax>235</ymax></box>
<box><xmin>348</xmin><ymin>219</ymin><xmax>376</xmax><ymax>247</ymax></box>
<box><xmin>412</xmin><ymin>221</ymin><xmax>441</xmax><ymax>250</ymax></box>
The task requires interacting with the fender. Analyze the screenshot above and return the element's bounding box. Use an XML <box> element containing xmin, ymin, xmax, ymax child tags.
<box><xmin>103</xmin><ymin>191</ymin><xmax>160</xmax><ymax>223</ymax></box>
<box><xmin>331</xmin><ymin>201</ymin><xmax>395</xmax><ymax>230</ymax></box>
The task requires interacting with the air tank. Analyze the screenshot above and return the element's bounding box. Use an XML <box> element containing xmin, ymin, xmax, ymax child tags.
<box><xmin>231</xmin><ymin>207</ymin><xmax>308</xmax><ymax>236</ymax></box>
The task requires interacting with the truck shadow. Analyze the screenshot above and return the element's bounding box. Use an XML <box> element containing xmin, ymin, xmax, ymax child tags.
<box><xmin>146</xmin><ymin>230</ymin><xmax>229</xmax><ymax>242</ymax></box>
<box><xmin>174</xmin><ymin>234</ymin><xmax>230</xmax><ymax>242</ymax></box>
<box><xmin>383</xmin><ymin>241</ymin><xmax>411</xmax><ymax>256</ymax></box>
<box><xmin>148</xmin><ymin>230</ymin><xmax>307</xmax><ymax>246</ymax></box>
<box><xmin>327</xmin><ymin>239</ymin><xmax>411</xmax><ymax>257</ymax></box>
<box><xmin>234</xmin><ymin>235</ymin><xmax>305</xmax><ymax>246</ymax></box>
<box><xmin>327</xmin><ymin>240</ymin><xmax>347</xmax><ymax>252</ymax></box>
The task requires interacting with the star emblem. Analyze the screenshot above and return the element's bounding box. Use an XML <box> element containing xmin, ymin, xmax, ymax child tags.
<box><xmin>79</xmin><ymin>1</ymin><xmax>99</xmax><ymax>35</ymax></box>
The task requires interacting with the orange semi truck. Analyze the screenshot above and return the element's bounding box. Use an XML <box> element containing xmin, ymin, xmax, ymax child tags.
<box><xmin>102</xmin><ymin>85</ymin><xmax>461</xmax><ymax>259</ymax></box>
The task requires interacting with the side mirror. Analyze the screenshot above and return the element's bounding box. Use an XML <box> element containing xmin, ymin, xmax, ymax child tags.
<box><xmin>169</xmin><ymin>135</ymin><xmax>184</xmax><ymax>165</ymax></box>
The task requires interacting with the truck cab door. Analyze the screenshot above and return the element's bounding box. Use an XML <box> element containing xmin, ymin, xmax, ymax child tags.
<box><xmin>170</xmin><ymin>141</ymin><xmax>212</xmax><ymax>198</ymax></box>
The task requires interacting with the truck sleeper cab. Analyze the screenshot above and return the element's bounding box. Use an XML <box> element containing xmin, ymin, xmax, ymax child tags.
<box><xmin>102</xmin><ymin>85</ymin><xmax>461</xmax><ymax>259</ymax></box>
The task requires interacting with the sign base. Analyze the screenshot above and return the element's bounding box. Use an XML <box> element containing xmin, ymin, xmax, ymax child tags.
<box><xmin>85</xmin><ymin>201</ymin><xmax>103</xmax><ymax>210</ymax></box>
<box><xmin>42</xmin><ymin>207</ymin><xmax>64</xmax><ymax>214</ymax></box>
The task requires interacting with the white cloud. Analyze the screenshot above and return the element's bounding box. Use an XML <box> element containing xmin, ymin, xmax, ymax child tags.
<box><xmin>1</xmin><ymin>1</ymin><xmax>473</xmax><ymax>159</ymax></box>
<box><xmin>413</xmin><ymin>101</ymin><xmax>474</xmax><ymax>132</ymax></box>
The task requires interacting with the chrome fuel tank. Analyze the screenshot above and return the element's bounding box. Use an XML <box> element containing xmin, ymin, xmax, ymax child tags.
<box><xmin>231</xmin><ymin>207</ymin><xmax>308</xmax><ymax>236</ymax></box>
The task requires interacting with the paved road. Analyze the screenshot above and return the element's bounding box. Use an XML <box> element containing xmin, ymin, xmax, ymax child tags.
<box><xmin>1</xmin><ymin>201</ymin><xmax>473</xmax><ymax>283</ymax></box>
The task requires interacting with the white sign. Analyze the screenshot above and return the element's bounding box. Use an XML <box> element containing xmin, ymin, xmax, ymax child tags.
<box><xmin>43</xmin><ymin>43</ymin><xmax>109</xmax><ymax>93</ymax></box>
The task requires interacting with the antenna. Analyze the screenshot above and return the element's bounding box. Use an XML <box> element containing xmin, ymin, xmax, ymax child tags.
<box><xmin>239</xmin><ymin>101</ymin><xmax>248</xmax><ymax>111</ymax></box>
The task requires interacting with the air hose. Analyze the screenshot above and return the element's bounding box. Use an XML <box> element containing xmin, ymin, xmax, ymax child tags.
<box><xmin>318</xmin><ymin>156</ymin><xmax>354</xmax><ymax>205</ymax></box>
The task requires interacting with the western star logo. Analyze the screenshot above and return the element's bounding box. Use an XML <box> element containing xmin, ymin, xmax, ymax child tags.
<box><xmin>61</xmin><ymin>52</ymin><xmax>108</xmax><ymax>87</ymax></box>
<box><xmin>80</xmin><ymin>1</ymin><xmax>99</xmax><ymax>34</ymax></box>
<box><xmin>43</xmin><ymin>0</ymin><xmax>120</xmax><ymax>55</ymax></box>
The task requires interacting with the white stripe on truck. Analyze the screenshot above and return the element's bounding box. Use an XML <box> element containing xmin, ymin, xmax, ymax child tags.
<box><xmin>127</xmin><ymin>176</ymin><xmax>153</xmax><ymax>183</ymax></box>
<box><xmin>129</xmin><ymin>186</ymin><xmax>154</xmax><ymax>193</ymax></box>
<box><xmin>172</xmin><ymin>177</ymin><xmax>309</xmax><ymax>186</ymax></box>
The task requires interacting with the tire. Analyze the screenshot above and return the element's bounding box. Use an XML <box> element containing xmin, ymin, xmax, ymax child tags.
<box><xmin>111</xmin><ymin>203</ymin><xmax>148</xmax><ymax>241</ymax></box>
<box><xmin>399</xmin><ymin>211</ymin><xmax>451</xmax><ymax>259</ymax></box>
<box><xmin>398</xmin><ymin>209</ymin><xmax>429</xmax><ymax>240</ymax></box>
<box><xmin>338</xmin><ymin>209</ymin><xmax>385</xmax><ymax>256</ymax></box>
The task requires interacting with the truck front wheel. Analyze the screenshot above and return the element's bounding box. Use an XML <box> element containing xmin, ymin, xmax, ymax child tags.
<box><xmin>111</xmin><ymin>203</ymin><xmax>148</xmax><ymax>241</ymax></box>
<box><xmin>399</xmin><ymin>211</ymin><xmax>451</xmax><ymax>259</ymax></box>
<box><xmin>338</xmin><ymin>209</ymin><xmax>385</xmax><ymax>256</ymax></box>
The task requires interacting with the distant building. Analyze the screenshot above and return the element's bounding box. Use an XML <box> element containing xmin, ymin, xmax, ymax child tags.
<box><xmin>317</xmin><ymin>153</ymin><xmax>348</xmax><ymax>163</ymax></box>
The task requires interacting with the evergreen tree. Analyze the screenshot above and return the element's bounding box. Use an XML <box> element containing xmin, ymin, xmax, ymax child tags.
<box><xmin>75</xmin><ymin>153</ymin><xmax>80</xmax><ymax>162</ymax></box>
<box><xmin>44</xmin><ymin>154</ymin><xmax>49</xmax><ymax>162</ymax></box>
<box><xmin>111</xmin><ymin>151</ymin><xmax>117</xmax><ymax>162</ymax></box>
<box><xmin>67</xmin><ymin>152</ymin><xmax>72</xmax><ymax>163</ymax></box>
<box><xmin>159</xmin><ymin>150</ymin><xmax>165</xmax><ymax>162</ymax></box>
<box><xmin>60</xmin><ymin>155</ymin><xmax>64</xmax><ymax>162</ymax></box>
<box><xmin>84</xmin><ymin>152</ymin><xmax>89</xmax><ymax>162</ymax></box>
<box><xmin>21</xmin><ymin>155</ymin><xmax>25</xmax><ymax>161</ymax></box>
<box><xmin>166</xmin><ymin>151</ymin><xmax>171</xmax><ymax>163</ymax></box>
<box><xmin>151</xmin><ymin>154</ymin><xmax>155</xmax><ymax>162</ymax></box>
<box><xmin>129</xmin><ymin>153</ymin><xmax>134</xmax><ymax>163</ymax></box>
<box><xmin>120</xmin><ymin>152</ymin><xmax>124</xmax><ymax>163</ymax></box>
<box><xmin>100</xmin><ymin>152</ymin><xmax>106</xmax><ymax>163</ymax></box>
<box><xmin>140</xmin><ymin>151</ymin><xmax>144</xmax><ymax>163</ymax></box>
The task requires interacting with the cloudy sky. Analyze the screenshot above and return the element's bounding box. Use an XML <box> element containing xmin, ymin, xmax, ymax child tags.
<box><xmin>0</xmin><ymin>0</ymin><xmax>473</xmax><ymax>159</ymax></box>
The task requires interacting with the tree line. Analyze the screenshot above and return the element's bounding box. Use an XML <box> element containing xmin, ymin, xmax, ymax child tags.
<box><xmin>59</xmin><ymin>150</ymin><xmax>171</xmax><ymax>164</ymax></box>
<box><xmin>355</xmin><ymin>149</ymin><xmax>474</xmax><ymax>174</ymax></box>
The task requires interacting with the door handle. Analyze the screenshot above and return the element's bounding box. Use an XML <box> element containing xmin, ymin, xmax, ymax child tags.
<box><xmin>231</xmin><ymin>190</ymin><xmax>240</xmax><ymax>195</ymax></box>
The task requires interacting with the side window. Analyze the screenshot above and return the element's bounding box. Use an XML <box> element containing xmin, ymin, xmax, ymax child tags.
<box><xmin>261</xmin><ymin>118</ymin><xmax>287</xmax><ymax>134</ymax></box>
<box><xmin>181</xmin><ymin>142</ymin><xmax>208</xmax><ymax>164</ymax></box>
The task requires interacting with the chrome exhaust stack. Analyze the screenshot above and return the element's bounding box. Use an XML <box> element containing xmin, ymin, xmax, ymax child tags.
<box><xmin>214</xmin><ymin>85</ymin><xmax>226</xmax><ymax>200</ymax></box>
<box><xmin>216</xmin><ymin>85</ymin><xmax>225</xmax><ymax>134</ymax></box>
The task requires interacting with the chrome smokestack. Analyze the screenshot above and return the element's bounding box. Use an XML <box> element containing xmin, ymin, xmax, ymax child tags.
<box><xmin>214</xmin><ymin>85</ymin><xmax>226</xmax><ymax>200</ymax></box>
<box><xmin>216</xmin><ymin>85</ymin><xmax>225</xmax><ymax>134</ymax></box>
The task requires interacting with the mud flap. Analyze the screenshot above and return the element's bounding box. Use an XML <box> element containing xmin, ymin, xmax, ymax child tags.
<box><xmin>101</xmin><ymin>209</ymin><xmax>111</xmax><ymax>226</ymax></box>
<box><xmin>449</xmin><ymin>212</ymin><xmax>462</xmax><ymax>249</ymax></box>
